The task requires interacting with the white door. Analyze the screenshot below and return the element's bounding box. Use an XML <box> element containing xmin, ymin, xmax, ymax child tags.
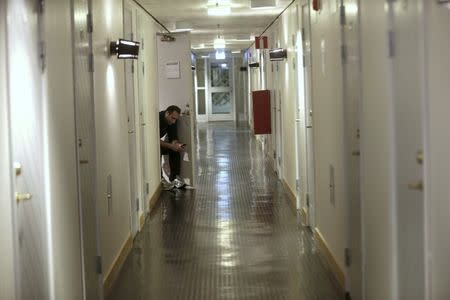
<box><xmin>341</xmin><ymin>0</ymin><xmax>363</xmax><ymax>298</ymax></box>
<box><xmin>72</xmin><ymin>0</ymin><xmax>103</xmax><ymax>298</ymax></box>
<box><xmin>124</xmin><ymin>8</ymin><xmax>139</xmax><ymax>236</ymax></box>
<box><xmin>274</xmin><ymin>62</ymin><xmax>283</xmax><ymax>180</ymax></box>
<box><xmin>7</xmin><ymin>0</ymin><xmax>50</xmax><ymax>298</ymax></box>
<box><xmin>208</xmin><ymin>58</ymin><xmax>234</xmax><ymax>121</ymax></box>
<box><xmin>295</xmin><ymin>4</ymin><xmax>308</xmax><ymax>211</ymax></box>
<box><xmin>389</xmin><ymin>0</ymin><xmax>425</xmax><ymax>298</ymax></box>
<box><xmin>303</xmin><ymin>4</ymin><xmax>316</xmax><ymax>227</ymax></box>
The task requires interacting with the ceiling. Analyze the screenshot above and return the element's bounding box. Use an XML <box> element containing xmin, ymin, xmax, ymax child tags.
<box><xmin>136</xmin><ymin>0</ymin><xmax>292</xmax><ymax>54</ymax></box>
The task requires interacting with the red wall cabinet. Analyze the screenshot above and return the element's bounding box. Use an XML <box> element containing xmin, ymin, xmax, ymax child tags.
<box><xmin>252</xmin><ymin>90</ymin><xmax>271</xmax><ymax>135</ymax></box>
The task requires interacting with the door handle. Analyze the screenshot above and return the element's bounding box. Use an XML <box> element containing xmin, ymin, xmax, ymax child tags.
<box><xmin>296</xmin><ymin>119</ymin><xmax>301</xmax><ymax>122</ymax></box>
<box><xmin>306</xmin><ymin>125</ymin><xmax>312</xmax><ymax>128</ymax></box>
<box><xmin>16</xmin><ymin>192</ymin><xmax>32</xmax><ymax>202</ymax></box>
<box><xmin>408</xmin><ymin>181</ymin><xmax>423</xmax><ymax>191</ymax></box>
<box><xmin>13</xmin><ymin>162</ymin><xmax>22</xmax><ymax>176</ymax></box>
<box><xmin>416</xmin><ymin>150</ymin><xmax>423</xmax><ymax>165</ymax></box>
<box><xmin>79</xmin><ymin>160</ymin><xmax>89</xmax><ymax>164</ymax></box>
<box><xmin>128</xmin><ymin>130</ymin><xmax>135</xmax><ymax>134</ymax></box>
<box><xmin>352</xmin><ymin>150</ymin><xmax>360</xmax><ymax>156</ymax></box>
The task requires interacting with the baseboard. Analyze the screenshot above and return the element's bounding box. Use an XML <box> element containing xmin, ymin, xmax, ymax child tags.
<box><xmin>139</xmin><ymin>212</ymin><xmax>145</xmax><ymax>230</ymax></box>
<box><xmin>314</xmin><ymin>228</ymin><xmax>346</xmax><ymax>289</ymax></box>
<box><xmin>103</xmin><ymin>234</ymin><xmax>133</xmax><ymax>297</ymax></box>
<box><xmin>300</xmin><ymin>207</ymin><xmax>308</xmax><ymax>223</ymax></box>
<box><xmin>282</xmin><ymin>179</ymin><xmax>297</xmax><ymax>209</ymax></box>
<box><xmin>148</xmin><ymin>184</ymin><xmax>162</xmax><ymax>213</ymax></box>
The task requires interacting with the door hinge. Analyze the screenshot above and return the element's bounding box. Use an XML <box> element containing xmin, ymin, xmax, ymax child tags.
<box><xmin>86</xmin><ymin>13</ymin><xmax>93</xmax><ymax>33</ymax></box>
<box><xmin>340</xmin><ymin>5</ymin><xmax>346</xmax><ymax>25</ymax></box>
<box><xmin>345</xmin><ymin>292</ymin><xmax>352</xmax><ymax>300</ymax></box>
<box><xmin>38</xmin><ymin>0</ymin><xmax>45</xmax><ymax>14</ymax></box>
<box><xmin>136</xmin><ymin>198</ymin><xmax>139</xmax><ymax>211</ymax></box>
<box><xmin>345</xmin><ymin>248</ymin><xmax>352</xmax><ymax>267</ymax></box>
<box><xmin>273</xmin><ymin>150</ymin><xmax>276</xmax><ymax>159</ymax></box>
<box><xmin>301</xmin><ymin>28</ymin><xmax>305</xmax><ymax>41</ymax></box>
<box><xmin>388</xmin><ymin>30</ymin><xmax>395</xmax><ymax>58</ymax></box>
<box><xmin>306</xmin><ymin>193</ymin><xmax>310</xmax><ymax>207</ymax></box>
<box><xmin>39</xmin><ymin>41</ymin><xmax>46</xmax><ymax>72</ymax></box>
<box><xmin>142</xmin><ymin>62</ymin><xmax>145</xmax><ymax>75</ymax></box>
<box><xmin>303</xmin><ymin>55</ymin><xmax>306</xmax><ymax>68</ymax></box>
<box><xmin>131</xmin><ymin>63</ymin><xmax>135</xmax><ymax>73</ymax></box>
<box><xmin>292</xmin><ymin>57</ymin><xmax>296</xmax><ymax>70</ymax></box>
<box><xmin>146</xmin><ymin>182</ymin><xmax>149</xmax><ymax>194</ymax></box>
<box><xmin>88</xmin><ymin>52</ymin><xmax>94</xmax><ymax>72</ymax></box>
<box><xmin>96</xmin><ymin>256</ymin><xmax>103</xmax><ymax>274</ymax></box>
<box><xmin>296</xmin><ymin>179</ymin><xmax>300</xmax><ymax>192</ymax></box>
<box><xmin>341</xmin><ymin>44</ymin><xmax>348</xmax><ymax>64</ymax></box>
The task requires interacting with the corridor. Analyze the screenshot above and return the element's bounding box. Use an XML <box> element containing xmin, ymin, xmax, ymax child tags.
<box><xmin>107</xmin><ymin>122</ymin><xmax>343</xmax><ymax>300</ymax></box>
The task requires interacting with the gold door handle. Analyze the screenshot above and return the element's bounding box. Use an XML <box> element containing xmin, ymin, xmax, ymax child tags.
<box><xmin>16</xmin><ymin>192</ymin><xmax>32</xmax><ymax>202</ymax></box>
<box><xmin>79</xmin><ymin>160</ymin><xmax>89</xmax><ymax>164</ymax></box>
<box><xmin>408</xmin><ymin>181</ymin><xmax>423</xmax><ymax>191</ymax></box>
<box><xmin>352</xmin><ymin>151</ymin><xmax>360</xmax><ymax>156</ymax></box>
<box><xmin>416</xmin><ymin>150</ymin><xmax>423</xmax><ymax>165</ymax></box>
<box><xmin>13</xmin><ymin>162</ymin><xmax>22</xmax><ymax>176</ymax></box>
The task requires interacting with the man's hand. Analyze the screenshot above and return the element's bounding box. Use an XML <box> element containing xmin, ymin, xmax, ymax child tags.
<box><xmin>171</xmin><ymin>141</ymin><xmax>185</xmax><ymax>152</ymax></box>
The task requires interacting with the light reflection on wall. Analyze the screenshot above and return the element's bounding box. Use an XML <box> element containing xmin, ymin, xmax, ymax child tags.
<box><xmin>106</xmin><ymin>63</ymin><xmax>116</xmax><ymax>99</ymax></box>
<box><xmin>105</xmin><ymin>1</ymin><xmax>112</xmax><ymax>29</ymax></box>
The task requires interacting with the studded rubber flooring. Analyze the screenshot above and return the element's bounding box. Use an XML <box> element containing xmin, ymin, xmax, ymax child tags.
<box><xmin>107</xmin><ymin>122</ymin><xmax>344</xmax><ymax>300</ymax></box>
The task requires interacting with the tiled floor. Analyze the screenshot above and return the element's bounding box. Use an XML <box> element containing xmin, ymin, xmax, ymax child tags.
<box><xmin>107</xmin><ymin>122</ymin><xmax>344</xmax><ymax>300</ymax></box>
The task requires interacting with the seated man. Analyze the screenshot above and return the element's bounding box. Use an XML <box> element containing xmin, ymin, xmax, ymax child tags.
<box><xmin>159</xmin><ymin>105</ymin><xmax>185</xmax><ymax>188</ymax></box>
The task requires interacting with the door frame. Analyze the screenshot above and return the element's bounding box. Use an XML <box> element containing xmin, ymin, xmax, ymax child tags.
<box><xmin>123</xmin><ymin>5</ymin><xmax>140</xmax><ymax>237</ymax></box>
<box><xmin>207</xmin><ymin>57</ymin><xmax>236</xmax><ymax>121</ymax></box>
<box><xmin>301</xmin><ymin>2</ymin><xmax>316</xmax><ymax>227</ymax></box>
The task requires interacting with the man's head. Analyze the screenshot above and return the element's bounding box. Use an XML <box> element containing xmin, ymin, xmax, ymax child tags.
<box><xmin>164</xmin><ymin>105</ymin><xmax>181</xmax><ymax>125</ymax></box>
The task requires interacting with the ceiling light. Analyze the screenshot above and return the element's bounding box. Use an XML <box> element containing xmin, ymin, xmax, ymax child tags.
<box><xmin>214</xmin><ymin>38</ymin><xmax>226</xmax><ymax>49</ymax></box>
<box><xmin>215</xmin><ymin>50</ymin><xmax>226</xmax><ymax>60</ymax></box>
<box><xmin>208</xmin><ymin>1</ymin><xmax>231</xmax><ymax>16</ymax></box>
<box><xmin>232</xmin><ymin>50</ymin><xmax>241</xmax><ymax>54</ymax></box>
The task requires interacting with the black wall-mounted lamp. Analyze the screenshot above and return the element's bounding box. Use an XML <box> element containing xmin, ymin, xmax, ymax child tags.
<box><xmin>110</xmin><ymin>39</ymin><xmax>140</xmax><ymax>59</ymax></box>
<box><xmin>269</xmin><ymin>48</ymin><xmax>287</xmax><ymax>61</ymax></box>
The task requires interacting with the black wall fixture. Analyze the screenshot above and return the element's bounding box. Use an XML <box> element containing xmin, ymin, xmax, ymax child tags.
<box><xmin>110</xmin><ymin>39</ymin><xmax>140</xmax><ymax>59</ymax></box>
<box><xmin>249</xmin><ymin>62</ymin><xmax>260</xmax><ymax>68</ymax></box>
<box><xmin>269</xmin><ymin>48</ymin><xmax>287</xmax><ymax>61</ymax></box>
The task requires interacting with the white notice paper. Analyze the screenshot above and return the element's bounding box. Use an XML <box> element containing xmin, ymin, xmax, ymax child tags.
<box><xmin>165</xmin><ymin>61</ymin><xmax>180</xmax><ymax>79</ymax></box>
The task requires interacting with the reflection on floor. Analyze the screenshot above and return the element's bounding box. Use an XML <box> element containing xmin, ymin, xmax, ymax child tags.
<box><xmin>107</xmin><ymin>122</ymin><xmax>344</xmax><ymax>300</ymax></box>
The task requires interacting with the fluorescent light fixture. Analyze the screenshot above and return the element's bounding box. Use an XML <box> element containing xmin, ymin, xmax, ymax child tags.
<box><xmin>214</xmin><ymin>37</ymin><xmax>226</xmax><ymax>49</ymax></box>
<box><xmin>208</xmin><ymin>5</ymin><xmax>231</xmax><ymax>16</ymax></box>
<box><xmin>250</xmin><ymin>0</ymin><xmax>275</xmax><ymax>8</ymax></box>
<box><xmin>175</xmin><ymin>21</ymin><xmax>193</xmax><ymax>31</ymax></box>
<box><xmin>109</xmin><ymin>39</ymin><xmax>140</xmax><ymax>59</ymax></box>
<box><xmin>220</xmin><ymin>63</ymin><xmax>228</xmax><ymax>69</ymax></box>
<box><xmin>201</xmin><ymin>55</ymin><xmax>210</xmax><ymax>58</ymax></box>
<box><xmin>215</xmin><ymin>50</ymin><xmax>226</xmax><ymax>60</ymax></box>
<box><xmin>208</xmin><ymin>1</ymin><xmax>231</xmax><ymax>16</ymax></box>
<box><xmin>232</xmin><ymin>50</ymin><xmax>241</xmax><ymax>54</ymax></box>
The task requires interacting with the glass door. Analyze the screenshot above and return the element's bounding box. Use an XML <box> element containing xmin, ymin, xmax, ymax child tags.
<box><xmin>208</xmin><ymin>59</ymin><xmax>234</xmax><ymax>121</ymax></box>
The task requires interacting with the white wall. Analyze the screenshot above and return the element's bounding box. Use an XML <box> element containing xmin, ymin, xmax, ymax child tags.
<box><xmin>43</xmin><ymin>1</ymin><xmax>83</xmax><ymax>298</ymax></box>
<box><xmin>0</xmin><ymin>1</ymin><xmax>16</xmax><ymax>298</ymax></box>
<box><xmin>359</xmin><ymin>1</ymin><xmax>398</xmax><ymax>299</ymax></box>
<box><xmin>425</xmin><ymin>2</ymin><xmax>450</xmax><ymax>299</ymax></box>
<box><xmin>92</xmin><ymin>0</ymin><xmax>132</xmax><ymax>276</ymax></box>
